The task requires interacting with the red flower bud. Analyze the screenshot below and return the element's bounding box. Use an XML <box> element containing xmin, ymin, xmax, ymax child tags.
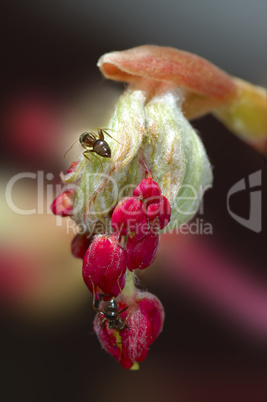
<box><xmin>50</xmin><ymin>189</ymin><xmax>75</xmax><ymax>216</ymax></box>
<box><xmin>66</xmin><ymin>161</ymin><xmax>79</xmax><ymax>174</ymax></box>
<box><xmin>146</xmin><ymin>195</ymin><xmax>171</xmax><ymax>229</ymax></box>
<box><xmin>94</xmin><ymin>291</ymin><xmax>164</xmax><ymax>369</ymax></box>
<box><xmin>111</xmin><ymin>196</ymin><xmax>148</xmax><ymax>241</ymax></box>
<box><xmin>82</xmin><ymin>233</ymin><xmax>127</xmax><ymax>298</ymax></box>
<box><xmin>71</xmin><ymin>232</ymin><xmax>94</xmax><ymax>259</ymax></box>
<box><xmin>133</xmin><ymin>178</ymin><xmax>162</xmax><ymax>200</ymax></box>
<box><xmin>126</xmin><ymin>229</ymin><xmax>160</xmax><ymax>271</ymax></box>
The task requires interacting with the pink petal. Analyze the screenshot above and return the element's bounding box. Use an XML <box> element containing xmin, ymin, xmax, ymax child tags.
<box><xmin>94</xmin><ymin>317</ymin><xmax>122</xmax><ymax>362</ymax></box>
<box><xmin>126</xmin><ymin>230</ymin><xmax>160</xmax><ymax>271</ymax></box>
<box><xmin>111</xmin><ymin>196</ymin><xmax>147</xmax><ymax>237</ymax></box>
<box><xmin>82</xmin><ymin>234</ymin><xmax>127</xmax><ymax>298</ymax></box>
<box><xmin>120</xmin><ymin>304</ymin><xmax>151</xmax><ymax>369</ymax></box>
<box><xmin>98</xmin><ymin>45</ymin><xmax>236</xmax><ymax>101</ymax></box>
<box><xmin>71</xmin><ymin>233</ymin><xmax>94</xmax><ymax>259</ymax></box>
<box><xmin>133</xmin><ymin>178</ymin><xmax>162</xmax><ymax>199</ymax></box>
<box><xmin>146</xmin><ymin>195</ymin><xmax>171</xmax><ymax>229</ymax></box>
<box><xmin>137</xmin><ymin>292</ymin><xmax>165</xmax><ymax>342</ymax></box>
<box><xmin>50</xmin><ymin>189</ymin><xmax>75</xmax><ymax>216</ymax></box>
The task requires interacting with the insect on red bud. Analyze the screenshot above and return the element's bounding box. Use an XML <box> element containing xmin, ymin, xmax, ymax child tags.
<box><xmin>50</xmin><ymin>189</ymin><xmax>75</xmax><ymax>216</ymax></box>
<box><xmin>82</xmin><ymin>233</ymin><xmax>127</xmax><ymax>298</ymax></box>
<box><xmin>94</xmin><ymin>291</ymin><xmax>164</xmax><ymax>370</ymax></box>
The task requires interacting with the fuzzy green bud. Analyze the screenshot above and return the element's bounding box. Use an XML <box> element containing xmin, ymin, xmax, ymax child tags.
<box><xmin>61</xmin><ymin>88</ymin><xmax>212</xmax><ymax>233</ymax></box>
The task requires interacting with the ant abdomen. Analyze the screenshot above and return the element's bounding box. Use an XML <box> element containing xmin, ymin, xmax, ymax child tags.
<box><xmin>104</xmin><ymin>298</ymin><xmax>119</xmax><ymax>319</ymax></box>
<box><xmin>93</xmin><ymin>139</ymin><xmax>111</xmax><ymax>158</ymax></box>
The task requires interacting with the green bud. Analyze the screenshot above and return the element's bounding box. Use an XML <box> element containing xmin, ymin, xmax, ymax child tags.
<box><xmin>61</xmin><ymin>89</ymin><xmax>212</xmax><ymax>232</ymax></box>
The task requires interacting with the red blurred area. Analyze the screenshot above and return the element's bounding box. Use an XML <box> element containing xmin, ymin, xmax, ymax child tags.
<box><xmin>0</xmin><ymin>247</ymin><xmax>41</xmax><ymax>307</ymax></box>
<box><xmin>161</xmin><ymin>232</ymin><xmax>267</xmax><ymax>341</ymax></box>
<box><xmin>3</xmin><ymin>92</ymin><xmax>63</xmax><ymax>163</ymax></box>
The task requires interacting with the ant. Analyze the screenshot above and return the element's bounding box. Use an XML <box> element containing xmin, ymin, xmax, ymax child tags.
<box><xmin>64</xmin><ymin>128</ymin><xmax>121</xmax><ymax>167</ymax></box>
<box><xmin>90</xmin><ymin>277</ymin><xmax>129</xmax><ymax>331</ymax></box>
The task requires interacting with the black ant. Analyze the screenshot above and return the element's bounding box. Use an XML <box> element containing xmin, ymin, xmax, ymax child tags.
<box><xmin>90</xmin><ymin>277</ymin><xmax>129</xmax><ymax>331</ymax></box>
<box><xmin>64</xmin><ymin>128</ymin><xmax>121</xmax><ymax>167</ymax></box>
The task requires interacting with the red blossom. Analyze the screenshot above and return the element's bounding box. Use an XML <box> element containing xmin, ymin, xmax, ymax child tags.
<box><xmin>133</xmin><ymin>178</ymin><xmax>162</xmax><ymax>200</ymax></box>
<box><xmin>82</xmin><ymin>233</ymin><xmax>127</xmax><ymax>298</ymax></box>
<box><xmin>132</xmin><ymin>179</ymin><xmax>171</xmax><ymax>228</ymax></box>
<box><xmin>94</xmin><ymin>291</ymin><xmax>164</xmax><ymax>369</ymax></box>
<box><xmin>146</xmin><ymin>195</ymin><xmax>171</xmax><ymax>229</ymax></box>
<box><xmin>50</xmin><ymin>174</ymin><xmax>170</xmax><ymax>368</ymax></box>
<box><xmin>126</xmin><ymin>229</ymin><xmax>160</xmax><ymax>271</ymax></box>
<box><xmin>50</xmin><ymin>189</ymin><xmax>75</xmax><ymax>216</ymax></box>
<box><xmin>71</xmin><ymin>232</ymin><xmax>94</xmax><ymax>259</ymax></box>
<box><xmin>108</xmin><ymin>178</ymin><xmax>171</xmax><ymax>272</ymax></box>
<box><xmin>66</xmin><ymin>161</ymin><xmax>79</xmax><ymax>174</ymax></box>
<box><xmin>110</xmin><ymin>196</ymin><xmax>148</xmax><ymax>241</ymax></box>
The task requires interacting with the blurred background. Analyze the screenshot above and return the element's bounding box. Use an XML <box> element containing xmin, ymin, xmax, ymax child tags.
<box><xmin>1</xmin><ymin>1</ymin><xmax>267</xmax><ymax>401</ymax></box>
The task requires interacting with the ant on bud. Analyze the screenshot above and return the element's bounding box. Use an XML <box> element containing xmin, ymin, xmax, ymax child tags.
<box><xmin>64</xmin><ymin>128</ymin><xmax>121</xmax><ymax>168</ymax></box>
<box><xmin>89</xmin><ymin>276</ymin><xmax>129</xmax><ymax>331</ymax></box>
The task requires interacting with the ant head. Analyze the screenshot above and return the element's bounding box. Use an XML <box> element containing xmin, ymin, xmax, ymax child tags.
<box><xmin>79</xmin><ymin>132</ymin><xmax>89</xmax><ymax>145</ymax></box>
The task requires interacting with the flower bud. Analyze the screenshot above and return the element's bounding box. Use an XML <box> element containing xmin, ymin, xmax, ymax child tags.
<box><xmin>71</xmin><ymin>232</ymin><xmax>94</xmax><ymax>259</ymax></box>
<box><xmin>66</xmin><ymin>161</ymin><xmax>79</xmax><ymax>174</ymax></box>
<box><xmin>60</xmin><ymin>88</ymin><xmax>212</xmax><ymax>233</ymax></box>
<box><xmin>94</xmin><ymin>290</ymin><xmax>164</xmax><ymax>369</ymax></box>
<box><xmin>50</xmin><ymin>189</ymin><xmax>75</xmax><ymax>216</ymax></box>
<box><xmin>82</xmin><ymin>233</ymin><xmax>127</xmax><ymax>298</ymax></box>
<box><xmin>126</xmin><ymin>229</ymin><xmax>160</xmax><ymax>271</ymax></box>
<box><xmin>133</xmin><ymin>178</ymin><xmax>162</xmax><ymax>199</ymax></box>
<box><xmin>110</xmin><ymin>196</ymin><xmax>147</xmax><ymax>239</ymax></box>
<box><xmin>51</xmin><ymin>44</ymin><xmax>267</xmax><ymax>370</ymax></box>
<box><xmin>146</xmin><ymin>195</ymin><xmax>171</xmax><ymax>229</ymax></box>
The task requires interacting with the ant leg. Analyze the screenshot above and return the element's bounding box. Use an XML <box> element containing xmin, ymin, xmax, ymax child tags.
<box><xmin>121</xmin><ymin>302</ymin><xmax>130</xmax><ymax>329</ymax></box>
<box><xmin>83</xmin><ymin>150</ymin><xmax>103</xmax><ymax>169</ymax></box>
<box><xmin>98</xmin><ymin>316</ymin><xmax>106</xmax><ymax>326</ymax></box>
<box><xmin>87</xmin><ymin>132</ymin><xmax>97</xmax><ymax>140</ymax></box>
<box><xmin>97</xmin><ymin>128</ymin><xmax>105</xmax><ymax>140</ymax></box>
<box><xmin>117</xmin><ymin>277</ymin><xmax>129</xmax><ymax>315</ymax></box>
<box><xmin>89</xmin><ymin>276</ymin><xmax>101</xmax><ymax>313</ymax></box>
<box><xmin>83</xmin><ymin>151</ymin><xmax>96</xmax><ymax>164</ymax></box>
<box><xmin>123</xmin><ymin>319</ymin><xmax>130</xmax><ymax>330</ymax></box>
<box><xmin>98</xmin><ymin>127</ymin><xmax>115</xmax><ymax>140</ymax></box>
<box><xmin>119</xmin><ymin>305</ymin><xmax>128</xmax><ymax>314</ymax></box>
<box><xmin>89</xmin><ymin>276</ymin><xmax>108</xmax><ymax>328</ymax></box>
<box><xmin>116</xmin><ymin>277</ymin><xmax>130</xmax><ymax>330</ymax></box>
<box><xmin>99</xmin><ymin>293</ymin><xmax>112</xmax><ymax>300</ymax></box>
<box><xmin>90</xmin><ymin>150</ymin><xmax>103</xmax><ymax>169</ymax></box>
<box><xmin>100</xmin><ymin>127</ymin><xmax>115</xmax><ymax>132</ymax></box>
<box><xmin>100</xmin><ymin>128</ymin><xmax>124</xmax><ymax>146</ymax></box>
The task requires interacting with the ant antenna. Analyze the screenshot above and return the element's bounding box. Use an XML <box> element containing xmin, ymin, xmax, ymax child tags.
<box><xmin>64</xmin><ymin>139</ymin><xmax>79</xmax><ymax>159</ymax></box>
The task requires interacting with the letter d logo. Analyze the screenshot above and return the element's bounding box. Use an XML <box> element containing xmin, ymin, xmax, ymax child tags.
<box><xmin>227</xmin><ymin>170</ymin><xmax>262</xmax><ymax>233</ymax></box>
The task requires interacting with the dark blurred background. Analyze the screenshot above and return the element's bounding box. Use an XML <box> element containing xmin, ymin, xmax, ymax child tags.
<box><xmin>1</xmin><ymin>1</ymin><xmax>267</xmax><ymax>401</ymax></box>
